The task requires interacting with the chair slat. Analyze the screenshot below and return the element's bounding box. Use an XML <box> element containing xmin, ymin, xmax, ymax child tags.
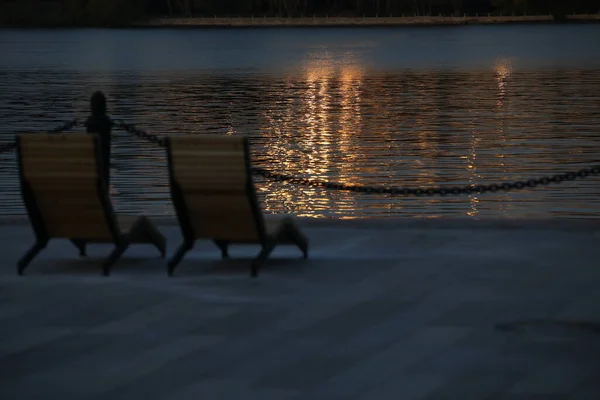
<box><xmin>16</xmin><ymin>133</ymin><xmax>168</xmax><ymax>275</ymax></box>
<box><xmin>168</xmin><ymin>135</ymin><xmax>263</xmax><ymax>241</ymax></box>
<box><xmin>18</xmin><ymin>133</ymin><xmax>114</xmax><ymax>240</ymax></box>
<box><xmin>43</xmin><ymin>221</ymin><xmax>113</xmax><ymax>240</ymax></box>
<box><xmin>165</xmin><ymin>134</ymin><xmax>309</xmax><ymax>277</ymax></box>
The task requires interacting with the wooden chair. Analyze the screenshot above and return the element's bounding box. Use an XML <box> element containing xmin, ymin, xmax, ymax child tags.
<box><xmin>165</xmin><ymin>135</ymin><xmax>309</xmax><ymax>277</ymax></box>
<box><xmin>16</xmin><ymin>133</ymin><xmax>166</xmax><ymax>276</ymax></box>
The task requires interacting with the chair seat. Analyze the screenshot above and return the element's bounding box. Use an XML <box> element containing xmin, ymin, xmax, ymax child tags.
<box><xmin>16</xmin><ymin>133</ymin><xmax>167</xmax><ymax>276</ymax></box>
<box><xmin>165</xmin><ymin>134</ymin><xmax>309</xmax><ymax>277</ymax></box>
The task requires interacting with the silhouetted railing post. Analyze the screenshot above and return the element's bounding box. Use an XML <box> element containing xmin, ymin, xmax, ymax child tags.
<box><xmin>86</xmin><ymin>91</ymin><xmax>112</xmax><ymax>185</ymax></box>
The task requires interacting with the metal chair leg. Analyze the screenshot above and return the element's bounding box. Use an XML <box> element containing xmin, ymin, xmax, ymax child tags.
<box><xmin>214</xmin><ymin>240</ymin><xmax>230</xmax><ymax>259</ymax></box>
<box><xmin>293</xmin><ymin>233</ymin><xmax>309</xmax><ymax>259</ymax></box>
<box><xmin>70</xmin><ymin>239</ymin><xmax>87</xmax><ymax>257</ymax></box>
<box><xmin>144</xmin><ymin>218</ymin><xmax>167</xmax><ymax>258</ymax></box>
<box><xmin>298</xmin><ymin>240</ymin><xmax>309</xmax><ymax>260</ymax></box>
<box><xmin>148</xmin><ymin>230</ymin><xmax>167</xmax><ymax>259</ymax></box>
<box><xmin>251</xmin><ymin>241</ymin><xmax>276</xmax><ymax>278</ymax></box>
<box><xmin>103</xmin><ymin>240</ymin><xmax>129</xmax><ymax>276</ymax></box>
<box><xmin>281</xmin><ymin>220</ymin><xmax>308</xmax><ymax>259</ymax></box>
<box><xmin>168</xmin><ymin>241</ymin><xmax>193</xmax><ymax>276</ymax></box>
<box><xmin>17</xmin><ymin>239</ymin><xmax>48</xmax><ymax>275</ymax></box>
<box><xmin>128</xmin><ymin>217</ymin><xmax>167</xmax><ymax>258</ymax></box>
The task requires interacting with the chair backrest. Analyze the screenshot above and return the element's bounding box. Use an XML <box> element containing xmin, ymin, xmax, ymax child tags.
<box><xmin>16</xmin><ymin>133</ymin><xmax>118</xmax><ymax>241</ymax></box>
<box><xmin>166</xmin><ymin>135</ymin><xmax>266</xmax><ymax>242</ymax></box>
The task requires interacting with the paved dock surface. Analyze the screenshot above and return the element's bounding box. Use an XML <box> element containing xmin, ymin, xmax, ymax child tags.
<box><xmin>1</xmin><ymin>218</ymin><xmax>599</xmax><ymax>399</ymax></box>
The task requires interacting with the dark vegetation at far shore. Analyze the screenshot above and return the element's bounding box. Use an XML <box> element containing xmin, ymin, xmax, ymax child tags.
<box><xmin>0</xmin><ymin>0</ymin><xmax>599</xmax><ymax>27</ymax></box>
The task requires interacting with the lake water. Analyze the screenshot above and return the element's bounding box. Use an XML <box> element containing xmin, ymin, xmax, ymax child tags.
<box><xmin>1</xmin><ymin>25</ymin><xmax>600</xmax><ymax>219</ymax></box>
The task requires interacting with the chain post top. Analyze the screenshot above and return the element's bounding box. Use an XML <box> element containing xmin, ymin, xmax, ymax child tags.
<box><xmin>91</xmin><ymin>91</ymin><xmax>107</xmax><ymax>117</ymax></box>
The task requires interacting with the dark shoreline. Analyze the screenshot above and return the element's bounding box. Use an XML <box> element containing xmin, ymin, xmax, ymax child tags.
<box><xmin>1</xmin><ymin>15</ymin><xmax>599</xmax><ymax>29</ymax></box>
<box><xmin>139</xmin><ymin>15</ymin><xmax>600</xmax><ymax>29</ymax></box>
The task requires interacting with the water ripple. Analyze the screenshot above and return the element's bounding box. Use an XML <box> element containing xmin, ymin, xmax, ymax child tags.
<box><xmin>1</xmin><ymin>27</ymin><xmax>600</xmax><ymax>218</ymax></box>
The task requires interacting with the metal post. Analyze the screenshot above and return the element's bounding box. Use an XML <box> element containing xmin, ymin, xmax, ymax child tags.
<box><xmin>86</xmin><ymin>91</ymin><xmax>112</xmax><ymax>186</ymax></box>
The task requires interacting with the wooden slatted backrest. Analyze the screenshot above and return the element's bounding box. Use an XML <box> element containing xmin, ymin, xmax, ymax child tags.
<box><xmin>166</xmin><ymin>135</ymin><xmax>266</xmax><ymax>242</ymax></box>
<box><xmin>16</xmin><ymin>134</ymin><xmax>117</xmax><ymax>241</ymax></box>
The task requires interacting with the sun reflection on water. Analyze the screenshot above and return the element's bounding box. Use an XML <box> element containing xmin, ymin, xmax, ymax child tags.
<box><xmin>261</xmin><ymin>52</ymin><xmax>366</xmax><ymax>217</ymax></box>
<box><xmin>495</xmin><ymin>58</ymin><xmax>512</xmax><ymax>109</ymax></box>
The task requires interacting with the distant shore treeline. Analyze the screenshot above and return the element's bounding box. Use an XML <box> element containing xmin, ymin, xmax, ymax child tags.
<box><xmin>1</xmin><ymin>0</ymin><xmax>600</xmax><ymax>27</ymax></box>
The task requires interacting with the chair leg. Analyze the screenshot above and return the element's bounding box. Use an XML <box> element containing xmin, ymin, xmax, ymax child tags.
<box><xmin>297</xmin><ymin>238</ymin><xmax>308</xmax><ymax>260</ymax></box>
<box><xmin>103</xmin><ymin>240</ymin><xmax>129</xmax><ymax>276</ymax></box>
<box><xmin>70</xmin><ymin>239</ymin><xmax>87</xmax><ymax>257</ymax></box>
<box><xmin>214</xmin><ymin>240</ymin><xmax>230</xmax><ymax>259</ymax></box>
<box><xmin>131</xmin><ymin>217</ymin><xmax>166</xmax><ymax>258</ymax></box>
<box><xmin>17</xmin><ymin>239</ymin><xmax>48</xmax><ymax>275</ymax></box>
<box><xmin>292</xmin><ymin>232</ymin><xmax>309</xmax><ymax>259</ymax></box>
<box><xmin>168</xmin><ymin>241</ymin><xmax>193</xmax><ymax>276</ymax></box>
<box><xmin>146</xmin><ymin>221</ymin><xmax>166</xmax><ymax>258</ymax></box>
<box><xmin>251</xmin><ymin>241</ymin><xmax>276</xmax><ymax>278</ymax></box>
<box><xmin>280</xmin><ymin>219</ymin><xmax>309</xmax><ymax>259</ymax></box>
<box><xmin>150</xmin><ymin>232</ymin><xmax>167</xmax><ymax>259</ymax></box>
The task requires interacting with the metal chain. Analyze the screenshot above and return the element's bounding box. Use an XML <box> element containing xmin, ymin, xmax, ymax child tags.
<box><xmin>0</xmin><ymin>142</ymin><xmax>16</xmax><ymax>154</ymax></box>
<box><xmin>111</xmin><ymin>121</ymin><xmax>600</xmax><ymax>197</ymax></box>
<box><xmin>0</xmin><ymin>119</ymin><xmax>79</xmax><ymax>156</ymax></box>
<box><xmin>252</xmin><ymin>166</ymin><xmax>600</xmax><ymax>196</ymax></box>
<box><xmin>47</xmin><ymin>119</ymin><xmax>79</xmax><ymax>134</ymax></box>
<box><xmin>112</xmin><ymin>120</ymin><xmax>166</xmax><ymax>147</ymax></box>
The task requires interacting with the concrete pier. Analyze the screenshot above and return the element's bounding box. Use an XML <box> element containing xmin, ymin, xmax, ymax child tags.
<box><xmin>0</xmin><ymin>218</ymin><xmax>599</xmax><ymax>399</ymax></box>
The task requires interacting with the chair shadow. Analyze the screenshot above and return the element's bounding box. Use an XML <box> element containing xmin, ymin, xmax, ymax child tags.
<box><xmin>20</xmin><ymin>243</ymin><xmax>309</xmax><ymax>278</ymax></box>
<box><xmin>30</xmin><ymin>254</ymin><xmax>163</xmax><ymax>276</ymax></box>
<box><xmin>174</xmin><ymin>256</ymin><xmax>309</xmax><ymax>278</ymax></box>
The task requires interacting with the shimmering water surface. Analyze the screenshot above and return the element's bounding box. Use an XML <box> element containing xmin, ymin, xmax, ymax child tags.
<box><xmin>1</xmin><ymin>25</ymin><xmax>600</xmax><ymax>218</ymax></box>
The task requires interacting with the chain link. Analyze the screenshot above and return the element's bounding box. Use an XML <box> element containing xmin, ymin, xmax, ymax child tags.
<box><xmin>0</xmin><ymin>142</ymin><xmax>16</xmax><ymax>154</ymax></box>
<box><xmin>47</xmin><ymin>119</ymin><xmax>79</xmax><ymax>134</ymax></box>
<box><xmin>112</xmin><ymin>120</ymin><xmax>166</xmax><ymax>147</ymax></box>
<box><xmin>0</xmin><ymin>119</ymin><xmax>79</xmax><ymax>156</ymax></box>
<box><xmin>109</xmin><ymin>121</ymin><xmax>600</xmax><ymax>197</ymax></box>
<box><xmin>252</xmin><ymin>166</ymin><xmax>600</xmax><ymax>196</ymax></box>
